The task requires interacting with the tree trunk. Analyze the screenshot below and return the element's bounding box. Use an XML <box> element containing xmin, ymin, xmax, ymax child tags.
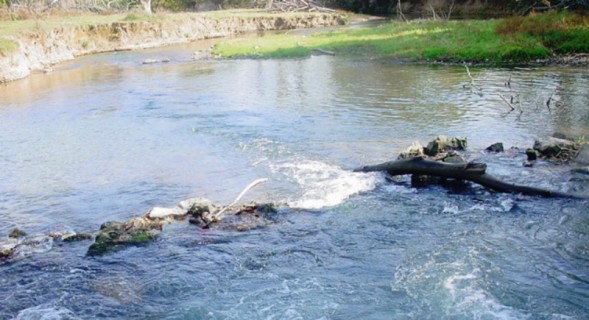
<box><xmin>354</xmin><ymin>156</ymin><xmax>585</xmax><ymax>199</ymax></box>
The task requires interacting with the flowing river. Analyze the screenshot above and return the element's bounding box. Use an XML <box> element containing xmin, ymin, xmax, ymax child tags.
<box><xmin>1</xmin><ymin>41</ymin><xmax>589</xmax><ymax>319</ymax></box>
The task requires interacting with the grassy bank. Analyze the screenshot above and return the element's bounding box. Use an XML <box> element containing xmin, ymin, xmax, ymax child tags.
<box><xmin>213</xmin><ymin>11</ymin><xmax>589</xmax><ymax>63</ymax></box>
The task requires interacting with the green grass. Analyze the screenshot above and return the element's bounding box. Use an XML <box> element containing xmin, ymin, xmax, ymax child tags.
<box><xmin>214</xmin><ymin>11</ymin><xmax>589</xmax><ymax>63</ymax></box>
<box><xmin>0</xmin><ymin>38</ymin><xmax>16</xmax><ymax>55</ymax></box>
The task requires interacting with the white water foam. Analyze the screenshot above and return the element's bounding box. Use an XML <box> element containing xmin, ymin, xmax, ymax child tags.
<box><xmin>13</xmin><ymin>303</ymin><xmax>79</xmax><ymax>320</ymax></box>
<box><xmin>443</xmin><ymin>269</ymin><xmax>532</xmax><ymax>320</ymax></box>
<box><xmin>271</xmin><ymin>160</ymin><xmax>380</xmax><ymax>209</ymax></box>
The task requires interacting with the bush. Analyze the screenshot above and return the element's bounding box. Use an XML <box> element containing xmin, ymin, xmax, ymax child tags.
<box><xmin>496</xmin><ymin>11</ymin><xmax>589</xmax><ymax>54</ymax></box>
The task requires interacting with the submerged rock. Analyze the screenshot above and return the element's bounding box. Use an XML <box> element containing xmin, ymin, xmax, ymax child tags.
<box><xmin>2</xmin><ymin>229</ymin><xmax>54</xmax><ymax>260</ymax></box>
<box><xmin>11</xmin><ymin>235</ymin><xmax>54</xmax><ymax>259</ymax></box>
<box><xmin>9</xmin><ymin>228</ymin><xmax>27</xmax><ymax>238</ymax></box>
<box><xmin>87</xmin><ymin>217</ymin><xmax>165</xmax><ymax>256</ymax></box>
<box><xmin>2</xmin><ymin>228</ymin><xmax>92</xmax><ymax>261</ymax></box>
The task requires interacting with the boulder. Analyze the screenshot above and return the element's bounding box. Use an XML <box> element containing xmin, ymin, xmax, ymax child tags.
<box><xmin>526</xmin><ymin>148</ymin><xmax>539</xmax><ymax>161</ymax></box>
<box><xmin>424</xmin><ymin>135</ymin><xmax>467</xmax><ymax>156</ymax></box>
<box><xmin>441</xmin><ymin>151</ymin><xmax>467</xmax><ymax>164</ymax></box>
<box><xmin>1</xmin><ymin>237</ymin><xmax>19</xmax><ymax>259</ymax></box>
<box><xmin>533</xmin><ymin>137</ymin><xmax>580</xmax><ymax>161</ymax></box>
<box><xmin>87</xmin><ymin>217</ymin><xmax>165</xmax><ymax>256</ymax></box>
<box><xmin>485</xmin><ymin>142</ymin><xmax>504</xmax><ymax>153</ymax></box>
<box><xmin>398</xmin><ymin>141</ymin><xmax>425</xmax><ymax>159</ymax></box>
<box><xmin>187</xmin><ymin>200</ymin><xmax>221</xmax><ymax>227</ymax></box>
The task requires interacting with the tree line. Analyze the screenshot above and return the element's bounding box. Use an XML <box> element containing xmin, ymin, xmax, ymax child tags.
<box><xmin>1</xmin><ymin>0</ymin><xmax>587</xmax><ymax>15</ymax></box>
<box><xmin>336</xmin><ymin>0</ymin><xmax>589</xmax><ymax>17</ymax></box>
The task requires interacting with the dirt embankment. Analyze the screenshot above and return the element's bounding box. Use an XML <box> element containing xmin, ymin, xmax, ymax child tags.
<box><xmin>0</xmin><ymin>13</ymin><xmax>345</xmax><ymax>83</ymax></box>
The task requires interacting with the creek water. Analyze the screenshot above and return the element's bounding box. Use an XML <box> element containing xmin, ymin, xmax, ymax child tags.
<box><xmin>1</xmin><ymin>42</ymin><xmax>589</xmax><ymax>319</ymax></box>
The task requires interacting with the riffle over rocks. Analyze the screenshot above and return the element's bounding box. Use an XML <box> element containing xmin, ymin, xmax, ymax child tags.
<box><xmin>0</xmin><ymin>12</ymin><xmax>346</xmax><ymax>83</ymax></box>
<box><xmin>87</xmin><ymin>197</ymin><xmax>282</xmax><ymax>256</ymax></box>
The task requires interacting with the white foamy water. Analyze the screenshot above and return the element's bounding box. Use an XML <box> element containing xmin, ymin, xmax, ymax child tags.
<box><xmin>271</xmin><ymin>160</ymin><xmax>381</xmax><ymax>209</ymax></box>
<box><xmin>13</xmin><ymin>304</ymin><xmax>79</xmax><ymax>320</ymax></box>
<box><xmin>443</xmin><ymin>269</ymin><xmax>531</xmax><ymax>320</ymax></box>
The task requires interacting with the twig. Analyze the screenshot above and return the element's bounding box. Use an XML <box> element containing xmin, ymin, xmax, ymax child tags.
<box><xmin>497</xmin><ymin>94</ymin><xmax>516</xmax><ymax>111</ymax></box>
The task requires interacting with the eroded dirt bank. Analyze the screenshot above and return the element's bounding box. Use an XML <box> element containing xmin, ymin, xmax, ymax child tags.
<box><xmin>0</xmin><ymin>13</ymin><xmax>345</xmax><ymax>83</ymax></box>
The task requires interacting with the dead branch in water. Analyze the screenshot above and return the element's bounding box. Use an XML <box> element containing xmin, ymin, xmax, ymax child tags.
<box><xmin>354</xmin><ymin>156</ymin><xmax>586</xmax><ymax>199</ymax></box>
<box><xmin>497</xmin><ymin>94</ymin><xmax>516</xmax><ymax>111</ymax></box>
<box><xmin>463</xmin><ymin>63</ymin><xmax>482</xmax><ymax>92</ymax></box>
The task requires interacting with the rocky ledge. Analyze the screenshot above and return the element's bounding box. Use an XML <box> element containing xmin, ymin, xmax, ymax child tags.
<box><xmin>0</xmin><ymin>12</ymin><xmax>346</xmax><ymax>83</ymax></box>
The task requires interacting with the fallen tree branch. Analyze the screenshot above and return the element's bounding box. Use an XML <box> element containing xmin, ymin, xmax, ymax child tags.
<box><xmin>212</xmin><ymin>178</ymin><xmax>269</xmax><ymax>221</ymax></box>
<box><xmin>354</xmin><ymin>156</ymin><xmax>585</xmax><ymax>199</ymax></box>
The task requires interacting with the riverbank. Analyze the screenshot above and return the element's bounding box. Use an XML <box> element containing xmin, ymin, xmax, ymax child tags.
<box><xmin>0</xmin><ymin>10</ymin><xmax>346</xmax><ymax>83</ymax></box>
<box><xmin>213</xmin><ymin>11</ymin><xmax>589</xmax><ymax>64</ymax></box>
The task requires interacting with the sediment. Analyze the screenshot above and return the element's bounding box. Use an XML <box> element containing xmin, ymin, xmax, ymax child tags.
<box><xmin>0</xmin><ymin>12</ymin><xmax>346</xmax><ymax>83</ymax></box>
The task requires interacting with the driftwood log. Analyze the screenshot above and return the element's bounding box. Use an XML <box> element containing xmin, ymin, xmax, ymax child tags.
<box><xmin>354</xmin><ymin>156</ymin><xmax>585</xmax><ymax>199</ymax></box>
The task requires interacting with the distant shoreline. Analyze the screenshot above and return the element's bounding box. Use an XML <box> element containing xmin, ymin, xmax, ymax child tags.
<box><xmin>0</xmin><ymin>10</ymin><xmax>346</xmax><ymax>83</ymax></box>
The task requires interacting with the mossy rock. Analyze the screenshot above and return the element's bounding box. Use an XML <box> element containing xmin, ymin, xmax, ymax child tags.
<box><xmin>9</xmin><ymin>228</ymin><xmax>27</xmax><ymax>238</ymax></box>
<box><xmin>87</xmin><ymin>218</ymin><xmax>162</xmax><ymax>256</ymax></box>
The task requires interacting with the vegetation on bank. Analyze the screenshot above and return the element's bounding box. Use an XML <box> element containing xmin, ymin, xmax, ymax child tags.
<box><xmin>213</xmin><ymin>11</ymin><xmax>589</xmax><ymax>63</ymax></box>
